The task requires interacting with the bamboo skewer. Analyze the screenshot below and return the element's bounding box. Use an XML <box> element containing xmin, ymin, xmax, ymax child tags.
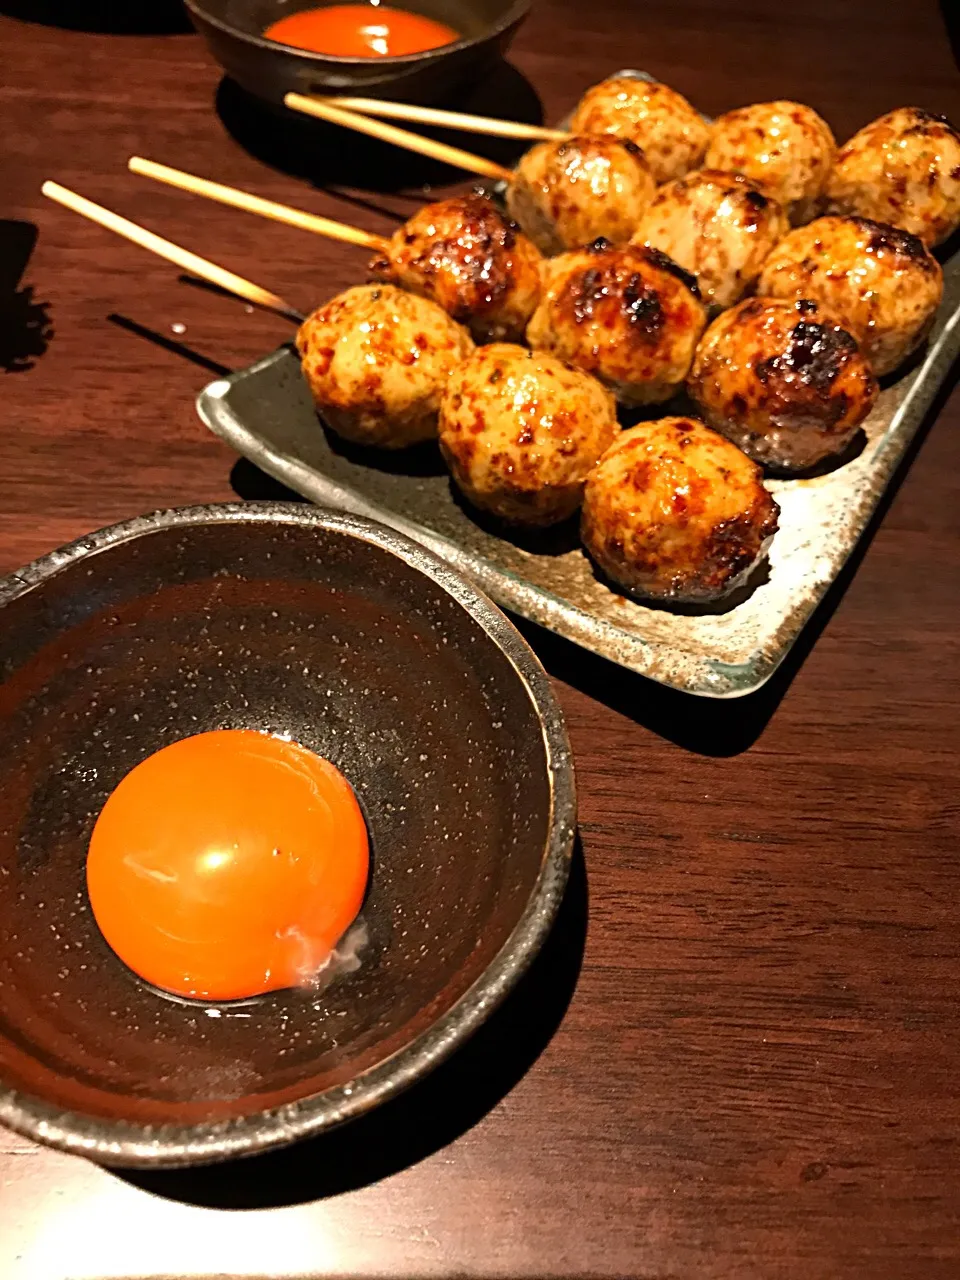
<box><xmin>41</xmin><ymin>181</ymin><xmax>303</xmax><ymax>321</ymax></box>
<box><xmin>284</xmin><ymin>93</ymin><xmax>516</xmax><ymax>184</ymax></box>
<box><xmin>128</xmin><ymin>157</ymin><xmax>389</xmax><ymax>253</ymax></box>
<box><xmin>308</xmin><ymin>96</ymin><xmax>570</xmax><ymax>144</ymax></box>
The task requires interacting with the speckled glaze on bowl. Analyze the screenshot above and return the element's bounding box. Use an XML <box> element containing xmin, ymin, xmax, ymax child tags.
<box><xmin>185</xmin><ymin>0</ymin><xmax>531</xmax><ymax>104</ymax></box>
<box><xmin>0</xmin><ymin>503</ymin><xmax>574</xmax><ymax>1167</ymax></box>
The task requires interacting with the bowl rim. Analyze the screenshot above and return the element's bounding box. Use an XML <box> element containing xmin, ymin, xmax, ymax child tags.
<box><xmin>0</xmin><ymin>501</ymin><xmax>576</xmax><ymax>1167</ymax></box>
<box><xmin>183</xmin><ymin>0</ymin><xmax>532</xmax><ymax>68</ymax></box>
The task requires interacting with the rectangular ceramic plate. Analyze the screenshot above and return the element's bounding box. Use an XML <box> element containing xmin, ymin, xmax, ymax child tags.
<box><xmin>197</xmin><ymin>71</ymin><xmax>960</xmax><ymax>698</ymax></box>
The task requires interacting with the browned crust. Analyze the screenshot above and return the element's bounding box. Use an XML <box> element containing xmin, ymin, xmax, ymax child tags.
<box><xmin>369</xmin><ymin>195</ymin><xmax>539</xmax><ymax>333</ymax></box>
<box><xmin>581</xmin><ymin>418</ymin><xmax>780</xmax><ymax>602</ymax></box>
<box><xmin>849</xmin><ymin>216</ymin><xmax>936</xmax><ymax>266</ymax></box>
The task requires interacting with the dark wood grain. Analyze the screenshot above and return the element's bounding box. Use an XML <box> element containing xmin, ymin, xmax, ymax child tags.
<box><xmin>2</xmin><ymin>1</ymin><xmax>960</xmax><ymax>1276</ymax></box>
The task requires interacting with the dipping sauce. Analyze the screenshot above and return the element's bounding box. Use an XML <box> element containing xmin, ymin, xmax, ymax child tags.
<box><xmin>263</xmin><ymin>4</ymin><xmax>459</xmax><ymax>57</ymax></box>
<box><xmin>86</xmin><ymin>730</ymin><xmax>369</xmax><ymax>1001</ymax></box>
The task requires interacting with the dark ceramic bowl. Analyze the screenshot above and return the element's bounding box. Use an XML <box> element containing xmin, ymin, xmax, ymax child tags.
<box><xmin>184</xmin><ymin>0</ymin><xmax>531</xmax><ymax>105</ymax></box>
<box><xmin>0</xmin><ymin>503</ymin><xmax>574</xmax><ymax>1167</ymax></box>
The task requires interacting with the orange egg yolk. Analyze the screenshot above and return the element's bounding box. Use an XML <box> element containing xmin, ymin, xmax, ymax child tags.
<box><xmin>263</xmin><ymin>4</ymin><xmax>459</xmax><ymax>58</ymax></box>
<box><xmin>86</xmin><ymin>730</ymin><xmax>369</xmax><ymax>1002</ymax></box>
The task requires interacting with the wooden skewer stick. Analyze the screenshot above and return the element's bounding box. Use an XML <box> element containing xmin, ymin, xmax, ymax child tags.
<box><xmin>128</xmin><ymin>157</ymin><xmax>389</xmax><ymax>253</ymax></box>
<box><xmin>309</xmin><ymin>95</ymin><xmax>570</xmax><ymax>144</ymax></box>
<box><xmin>284</xmin><ymin>93</ymin><xmax>516</xmax><ymax>184</ymax></box>
<box><xmin>41</xmin><ymin>181</ymin><xmax>304</xmax><ymax>321</ymax></box>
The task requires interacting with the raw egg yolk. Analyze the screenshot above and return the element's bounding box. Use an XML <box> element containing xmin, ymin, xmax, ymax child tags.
<box><xmin>263</xmin><ymin>5</ymin><xmax>459</xmax><ymax>58</ymax></box>
<box><xmin>86</xmin><ymin>730</ymin><xmax>369</xmax><ymax>1001</ymax></box>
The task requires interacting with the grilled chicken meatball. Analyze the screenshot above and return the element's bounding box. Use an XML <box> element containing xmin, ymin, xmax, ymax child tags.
<box><xmin>526</xmin><ymin>242</ymin><xmax>708</xmax><ymax>405</ymax></box>
<box><xmin>297</xmin><ymin>284</ymin><xmax>473</xmax><ymax>448</ymax></box>
<box><xmin>632</xmin><ymin>169</ymin><xmax>789</xmax><ymax>308</ymax></box>
<box><xmin>506</xmin><ymin>134</ymin><xmax>657</xmax><ymax>255</ymax></box>
<box><xmin>705</xmin><ymin>101</ymin><xmax>836</xmax><ymax>224</ymax></box>
<box><xmin>438</xmin><ymin>344</ymin><xmax>618</xmax><ymax>526</ymax></box>
<box><xmin>688</xmin><ymin>298</ymin><xmax>878</xmax><ymax>472</ymax></box>
<box><xmin>368</xmin><ymin>194</ymin><xmax>543</xmax><ymax>344</ymax></box>
<box><xmin>581</xmin><ymin>417</ymin><xmax>779</xmax><ymax>603</ymax></box>
<box><xmin>756</xmin><ymin>215</ymin><xmax>943</xmax><ymax>376</ymax></box>
<box><xmin>569</xmin><ymin>77</ymin><xmax>709</xmax><ymax>184</ymax></box>
<box><xmin>824</xmin><ymin>107</ymin><xmax>960</xmax><ymax>247</ymax></box>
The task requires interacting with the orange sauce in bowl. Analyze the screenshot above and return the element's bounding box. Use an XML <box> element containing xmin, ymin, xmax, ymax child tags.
<box><xmin>263</xmin><ymin>4</ymin><xmax>459</xmax><ymax>57</ymax></box>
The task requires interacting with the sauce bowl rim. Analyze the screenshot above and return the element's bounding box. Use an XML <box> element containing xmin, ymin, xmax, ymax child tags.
<box><xmin>184</xmin><ymin>0</ymin><xmax>532</xmax><ymax>68</ymax></box>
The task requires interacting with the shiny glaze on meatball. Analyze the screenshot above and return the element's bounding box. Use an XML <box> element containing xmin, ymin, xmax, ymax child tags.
<box><xmin>569</xmin><ymin>77</ymin><xmax>710</xmax><ymax>184</ymax></box>
<box><xmin>297</xmin><ymin>284</ymin><xmax>473</xmax><ymax>448</ymax></box>
<box><xmin>756</xmin><ymin>215</ymin><xmax>943</xmax><ymax>376</ymax></box>
<box><xmin>525</xmin><ymin>241</ymin><xmax>708</xmax><ymax>405</ymax></box>
<box><xmin>507</xmin><ymin>134</ymin><xmax>657</xmax><ymax>255</ymax></box>
<box><xmin>688</xmin><ymin>298</ymin><xmax>878</xmax><ymax>472</ymax></box>
<box><xmin>705</xmin><ymin>100</ymin><xmax>836</xmax><ymax>224</ymax></box>
<box><xmin>368</xmin><ymin>195</ymin><xmax>543</xmax><ymax>344</ymax></box>
<box><xmin>581</xmin><ymin>417</ymin><xmax>779</xmax><ymax>603</ymax></box>
<box><xmin>438</xmin><ymin>344</ymin><xmax>618</xmax><ymax>526</ymax></box>
<box><xmin>632</xmin><ymin>168</ymin><xmax>789</xmax><ymax>308</ymax></box>
<box><xmin>824</xmin><ymin>107</ymin><xmax>960</xmax><ymax>247</ymax></box>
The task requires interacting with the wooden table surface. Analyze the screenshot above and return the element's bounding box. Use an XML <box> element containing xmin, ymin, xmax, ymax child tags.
<box><xmin>3</xmin><ymin>1</ymin><xmax>960</xmax><ymax>1276</ymax></box>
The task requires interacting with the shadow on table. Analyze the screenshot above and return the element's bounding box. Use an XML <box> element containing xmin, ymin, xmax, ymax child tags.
<box><xmin>941</xmin><ymin>0</ymin><xmax>960</xmax><ymax>71</ymax></box>
<box><xmin>0</xmin><ymin>221</ymin><xmax>53</xmax><ymax>374</ymax></box>
<box><xmin>215</xmin><ymin>60</ymin><xmax>542</xmax><ymax>193</ymax></box>
<box><xmin>0</xmin><ymin>0</ymin><xmax>191</xmax><ymax>32</ymax></box>
<box><xmin>107</xmin><ymin>313</ymin><xmax>231</xmax><ymax>378</ymax></box>
<box><xmin>117</xmin><ymin>837</ymin><xmax>588</xmax><ymax>1209</ymax></box>
<box><xmin>231</xmin><ymin>457</ymin><xmax>306</xmax><ymax>501</ymax></box>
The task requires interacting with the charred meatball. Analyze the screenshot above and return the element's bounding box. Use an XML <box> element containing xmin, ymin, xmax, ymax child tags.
<box><xmin>688</xmin><ymin>298</ymin><xmax>878</xmax><ymax>472</ymax></box>
<box><xmin>438</xmin><ymin>344</ymin><xmax>618</xmax><ymax>526</ymax></box>
<box><xmin>824</xmin><ymin>107</ymin><xmax>960</xmax><ymax>247</ymax></box>
<box><xmin>569</xmin><ymin>77</ymin><xmax>709</xmax><ymax>184</ymax></box>
<box><xmin>581</xmin><ymin>417</ymin><xmax>779</xmax><ymax>603</ymax></box>
<box><xmin>368</xmin><ymin>194</ymin><xmax>543</xmax><ymax>344</ymax></box>
<box><xmin>506</xmin><ymin>134</ymin><xmax>657</xmax><ymax>255</ymax></box>
<box><xmin>297</xmin><ymin>284</ymin><xmax>473</xmax><ymax>448</ymax></box>
<box><xmin>632</xmin><ymin>169</ymin><xmax>788</xmax><ymax>308</ymax></box>
<box><xmin>525</xmin><ymin>242</ymin><xmax>708</xmax><ymax>405</ymax></box>
<box><xmin>705</xmin><ymin>101</ymin><xmax>836</xmax><ymax>224</ymax></box>
<box><xmin>756</xmin><ymin>215</ymin><xmax>943</xmax><ymax>376</ymax></box>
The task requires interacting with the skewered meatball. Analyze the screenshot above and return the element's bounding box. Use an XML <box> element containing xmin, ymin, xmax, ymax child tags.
<box><xmin>631</xmin><ymin>169</ymin><xmax>788</xmax><ymax>308</ymax></box>
<box><xmin>824</xmin><ymin>107</ymin><xmax>960</xmax><ymax>247</ymax></box>
<box><xmin>581</xmin><ymin>417</ymin><xmax>779</xmax><ymax>603</ymax></box>
<box><xmin>687</xmin><ymin>298</ymin><xmax>878</xmax><ymax>472</ymax></box>
<box><xmin>438</xmin><ymin>344</ymin><xmax>618</xmax><ymax>526</ymax></box>
<box><xmin>756</xmin><ymin>215</ymin><xmax>943</xmax><ymax>376</ymax></box>
<box><xmin>368</xmin><ymin>194</ymin><xmax>543</xmax><ymax>344</ymax></box>
<box><xmin>526</xmin><ymin>242</ymin><xmax>708</xmax><ymax>405</ymax></box>
<box><xmin>297</xmin><ymin>284</ymin><xmax>473</xmax><ymax>448</ymax></box>
<box><xmin>705</xmin><ymin>101</ymin><xmax>836</xmax><ymax>224</ymax></box>
<box><xmin>506</xmin><ymin>134</ymin><xmax>657</xmax><ymax>256</ymax></box>
<box><xmin>569</xmin><ymin>77</ymin><xmax>709</xmax><ymax>184</ymax></box>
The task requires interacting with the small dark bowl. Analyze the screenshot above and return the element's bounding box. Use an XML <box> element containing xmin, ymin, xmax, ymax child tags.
<box><xmin>0</xmin><ymin>503</ymin><xmax>574</xmax><ymax>1167</ymax></box>
<box><xmin>184</xmin><ymin>0</ymin><xmax>531</xmax><ymax>105</ymax></box>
